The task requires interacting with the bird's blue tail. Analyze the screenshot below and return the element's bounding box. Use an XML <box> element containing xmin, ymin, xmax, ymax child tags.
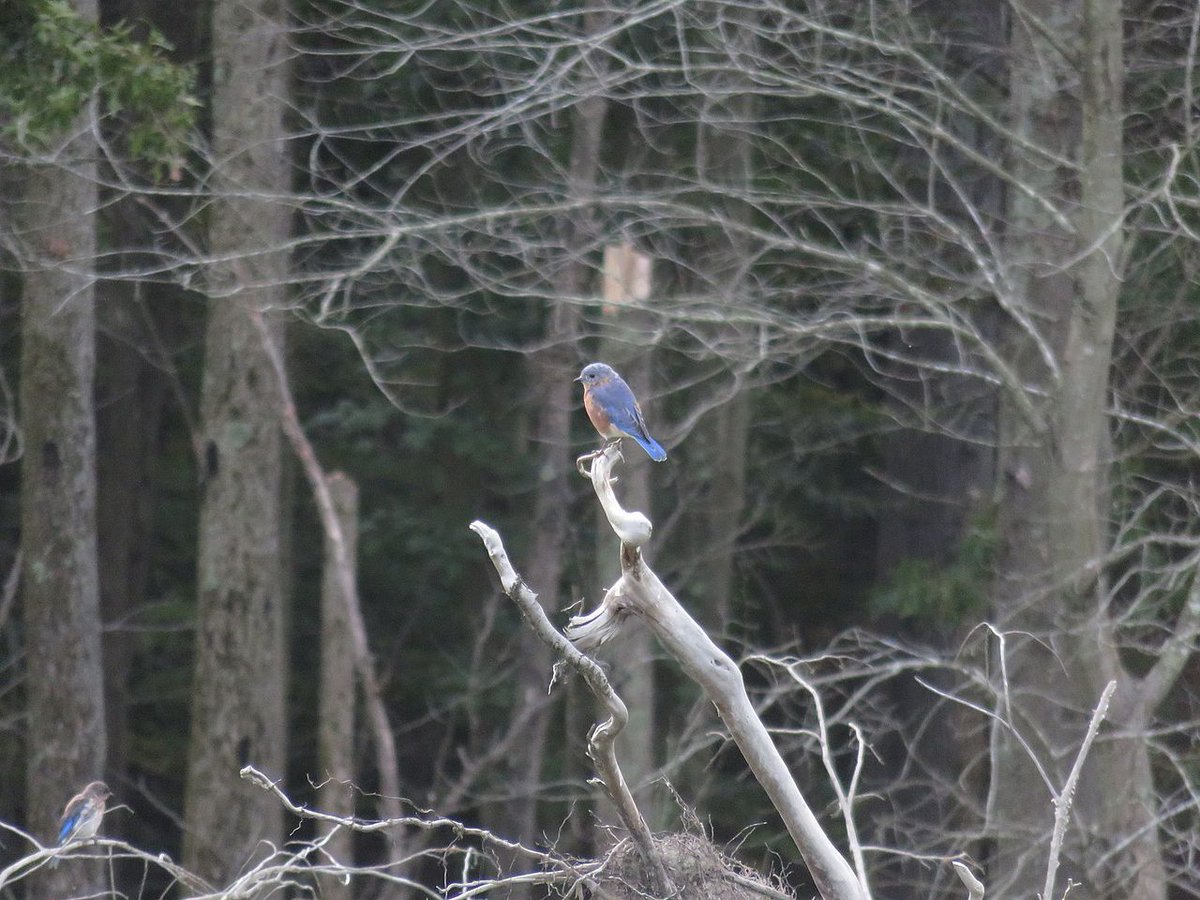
<box><xmin>630</xmin><ymin>433</ymin><xmax>668</xmax><ymax>462</ymax></box>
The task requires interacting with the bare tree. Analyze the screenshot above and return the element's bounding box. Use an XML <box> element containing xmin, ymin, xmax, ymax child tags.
<box><xmin>986</xmin><ymin>2</ymin><xmax>1174</xmax><ymax>896</ymax></box>
<box><xmin>507</xmin><ymin>2</ymin><xmax>616</xmax><ymax>870</ymax></box>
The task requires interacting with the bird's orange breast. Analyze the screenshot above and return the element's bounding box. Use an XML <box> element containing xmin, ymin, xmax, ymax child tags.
<box><xmin>584</xmin><ymin>388</ymin><xmax>619</xmax><ymax>437</ymax></box>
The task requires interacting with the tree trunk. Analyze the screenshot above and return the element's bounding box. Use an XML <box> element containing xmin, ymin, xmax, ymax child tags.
<box><xmin>691</xmin><ymin>16</ymin><xmax>756</xmax><ymax>630</ymax></box>
<box><xmin>317</xmin><ymin>472</ymin><xmax>359</xmax><ymax>900</ymax></box>
<box><xmin>988</xmin><ymin>1</ymin><xmax>1164</xmax><ymax>897</ymax></box>
<box><xmin>183</xmin><ymin>299</ymin><xmax>288</xmax><ymax>884</ymax></box>
<box><xmin>17</xmin><ymin>19</ymin><xmax>108</xmax><ymax>891</ymax></box>
<box><xmin>508</xmin><ymin>299</ymin><xmax>581</xmax><ymax>860</ymax></box>
<box><xmin>182</xmin><ymin>0</ymin><xmax>291</xmax><ymax>884</ymax></box>
<box><xmin>505</xmin><ymin>3</ymin><xmax>612</xmax><ymax>872</ymax></box>
<box><xmin>696</xmin><ymin>396</ymin><xmax>748</xmax><ymax>625</ymax></box>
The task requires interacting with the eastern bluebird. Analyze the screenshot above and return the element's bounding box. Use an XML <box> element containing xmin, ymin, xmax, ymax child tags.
<box><xmin>576</xmin><ymin>362</ymin><xmax>667</xmax><ymax>462</ymax></box>
<box><xmin>56</xmin><ymin>781</ymin><xmax>112</xmax><ymax>847</ymax></box>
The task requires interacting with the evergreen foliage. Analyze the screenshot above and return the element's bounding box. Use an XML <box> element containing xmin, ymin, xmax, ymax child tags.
<box><xmin>0</xmin><ymin>0</ymin><xmax>195</xmax><ymax>171</ymax></box>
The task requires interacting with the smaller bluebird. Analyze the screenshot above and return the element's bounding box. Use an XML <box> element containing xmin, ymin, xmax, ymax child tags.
<box><xmin>576</xmin><ymin>362</ymin><xmax>667</xmax><ymax>462</ymax></box>
<box><xmin>56</xmin><ymin>781</ymin><xmax>112</xmax><ymax>848</ymax></box>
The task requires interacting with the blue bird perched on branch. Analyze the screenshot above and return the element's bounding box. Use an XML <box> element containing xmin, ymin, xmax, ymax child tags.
<box><xmin>52</xmin><ymin>780</ymin><xmax>112</xmax><ymax>866</ymax></box>
<box><xmin>576</xmin><ymin>362</ymin><xmax>667</xmax><ymax>462</ymax></box>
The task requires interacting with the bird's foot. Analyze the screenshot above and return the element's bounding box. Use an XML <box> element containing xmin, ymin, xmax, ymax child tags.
<box><xmin>604</xmin><ymin>440</ymin><xmax>624</xmax><ymax>479</ymax></box>
<box><xmin>577</xmin><ymin>442</ymin><xmax>624</xmax><ymax>478</ymax></box>
<box><xmin>576</xmin><ymin>448</ymin><xmax>604</xmax><ymax>476</ymax></box>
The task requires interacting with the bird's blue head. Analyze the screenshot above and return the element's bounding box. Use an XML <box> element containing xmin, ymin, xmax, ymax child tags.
<box><xmin>576</xmin><ymin>362</ymin><xmax>617</xmax><ymax>386</ymax></box>
<box><xmin>83</xmin><ymin>782</ymin><xmax>112</xmax><ymax>801</ymax></box>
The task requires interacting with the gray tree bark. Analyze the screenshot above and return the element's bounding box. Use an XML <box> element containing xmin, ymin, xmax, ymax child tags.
<box><xmin>17</xmin><ymin>16</ymin><xmax>108</xmax><ymax>891</ymax></box>
<box><xmin>988</xmin><ymin>2</ymin><xmax>1165</xmax><ymax>897</ymax></box>
<box><xmin>182</xmin><ymin>0</ymin><xmax>291</xmax><ymax>884</ymax></box>
<box><xmin>693</xmin><ymin>44</ymin><xmax>755</xmax><ymax>630</ymax></box>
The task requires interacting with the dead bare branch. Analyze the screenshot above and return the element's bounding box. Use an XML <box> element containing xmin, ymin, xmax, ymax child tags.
<box><xmin>952</xmin><ymin>860</ymin><xmax>985</xmax><ymax>900</ymax></box>
<box><xmin>1041</xmin><ymin>680</ymin><xmax>1117</xmax><ymax>900</ymax></box>
<box><xmin>249</xmin><ymin>308</ymin><xmax>408</xmax><ymax>857</ymax></box>
<box><xmin>469</xmin><ymin>520</ymin><xmax>676</xmax><ymax>897</ymax></box>
<box><xmin>568</xmin><ymin>444</ymin><xmax>868</xmax><ymax>900</ymax></box>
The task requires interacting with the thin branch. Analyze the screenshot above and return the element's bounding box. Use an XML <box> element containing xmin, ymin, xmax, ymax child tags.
<box><xmin>0</xmin><ymin>549</ymin><xmax>20</xmax><ymax>635</ymax></box>
<box><xmin>0</xmin><ymin>820</ymin><xmax>211</xmax><ymax>895</ymax></box>
<box><xmin>724</xmin><ymin>869</ymin><xmax>797</xmax><ymax>899</ymax></box>
<box><xmin>241</xmin><ymin>764</ymin><xmax>586</xmax><ymax>865</ymax></box>
<box><xmin>768</xmin><ymin>665</ymin><xmax>870</xmax><ymax>891</ymax></box>
<box><xmin>1137</xmin><ymin>572</ymin><xmax>1200</xmax><ymax>714</ymax></box>
<box><xmin>249</xmin><ymin>308</ymin><xmax>408</xmax><ymax>852</ymax></box>
<box><xmin>1041</xmin><ymin>680</ymin><xmax>1116</xmax><ymax>900</ymax></box>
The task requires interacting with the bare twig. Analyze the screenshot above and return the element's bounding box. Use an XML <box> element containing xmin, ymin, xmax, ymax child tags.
<box><xmin>724</xmin><ymin>869</ymin><xmax>798</xmax><ymax>899</ymax></box>
<box><xmin>0</xmin><ymin>819</ymin><xmax>211</xmax><ymax>895</ymax></box>
<box><xmin>242</xmin><ymin>764</ymin><xmax>612</xmax><ymax>899</ymax></box>
<box><xmin>1138</xmin><ymin>573</ymin><xmax>1200</xmax><ymax>713</ymax></box>
<box><xmin>243</xmin><ymin>764</ymin><xmax>567</xmax><ymax>859</ymax></box>
<box><xmin>764</xmin><ymin>664</ymin><xmax>870</xmax><ymax>888</ymax></box>
<box><xmin>1041</xmin><ymin>680</ymin><xmax>1116</xmax><ymax>900</ymax></box>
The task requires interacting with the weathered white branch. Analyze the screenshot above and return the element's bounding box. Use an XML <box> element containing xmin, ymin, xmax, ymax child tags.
<box><xmin>572</xmin><ymin>456</ymin><xmax>868</xmax><ymax>900</ymax></box>
<box><xmin>952</xmin><ymin>861</ymin><xmax>985</xmax><ymax>900</ymax></box>
<box><xmin>577</xmin><ymin>446</ymin><xmax>653</xmax><ymax>546</ymax></box>
<box><xmin>469</xmin><ymin>520</ymin><xmax>675</xmax><ymax>897</ymax></box>
<box><xmin>770</xmin><ymin>664</ymin><xmax>870</xmax><ymax>888</ymax></box>
<box><xmin>563</xmin><ymin>578</ymin><xmax>631</xmax><ymax>651</ymax></box>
